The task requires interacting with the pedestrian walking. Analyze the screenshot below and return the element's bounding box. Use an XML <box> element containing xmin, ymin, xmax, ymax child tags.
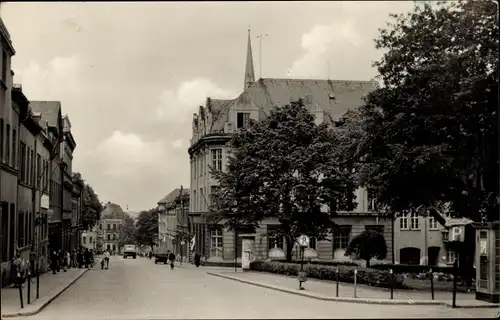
<box><xmin>50</xmin><ymin>250</ymin><xmax>58</xmax><ymax>274</ymax></box>
<box><xmin>168</xmin><ymin>252</ymin><xmax>175</xmax><ymax>270</ymax></box>
<box><xmin>84</xmin><ymin>248</ymin><xmax>91</xmax><ymax>268</ymax></box>
<box><xmin>104</xmin><ymin>249</ymin><xmax>110</xmax><ymax>269</ymax></box>
<box><xmin>72</xmin><ymin>249</ymin><xmax>78</xmax><ymax>268</ymax></box>
<box><xmin>194</xmin><ymin>252</ymin><xmax>201</xmax><ymax>267</ymax></box>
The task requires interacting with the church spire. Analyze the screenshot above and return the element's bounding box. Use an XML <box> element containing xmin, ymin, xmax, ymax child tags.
<box><xmin>244</xmin><ymin>29</ymin><xmax>256</xmax><ymax>91</ymax></box>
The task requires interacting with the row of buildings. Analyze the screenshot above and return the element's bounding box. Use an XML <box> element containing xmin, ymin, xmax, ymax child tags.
<box><xmin>156</xmin><ymin>30</ymin><xmax>460</xmax><ymax>267</ymax></box>
<box><xmin>0</xmin><ymin>17</ymin><xmax>83</xmax><ymax>286</ymax></box>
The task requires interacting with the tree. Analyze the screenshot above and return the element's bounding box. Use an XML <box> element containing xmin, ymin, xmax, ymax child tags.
<box><xmin>135</xmin><ymin>208</ymin><xmax>158</xmax><ymax>250</ymax></box>
<box><xmin>72</xmin><ymin>172</ymin><xmax>103</xmax><ymax>229</ymax></box>
<box><xmin>346</xmin><ymin>0</ymin><xmax>498</xmax><ymax>221</ymax></box>
<box><xmin>119</xmin><ymin>214</ymin><xmax>136</xmax><ymax>247</ymax></box>
<box><xmin>210</xmin><ymin>100</ymin><xmax>356</xmax><ymax>261</ymax></box>
<box><xmin>344</xmin><ymin>230</ymin><xmax>387</xmax><ymax>268</ymax></box>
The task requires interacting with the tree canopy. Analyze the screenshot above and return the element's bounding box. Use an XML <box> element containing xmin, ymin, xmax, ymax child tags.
<box><xmin>210</xmin><ymin>100</ymin><xmax>356</xmax><ymax>261</ymax></box>
<box><xmin>119</xmin><ymin>213</ymin><xmax>136</xmax><ymax>247</ymax></box>
<box><xmin>345</xmin><ymin>229</ymin><xmax>387</xmax><ymax>268</ymax></box>
<box><xmin>72</xmin><ymin>172</ymin><xmax>103</xmax><ymax>229</ymax></box>
<box><xmin>343</xmin><ymin>0</ymin><xmax>498</xmax><ymax>221</ymax></box>
<box><xmin>135</xmin><ymin>208</ymin><xmax>158</xmax><ymax>249</ymax></box>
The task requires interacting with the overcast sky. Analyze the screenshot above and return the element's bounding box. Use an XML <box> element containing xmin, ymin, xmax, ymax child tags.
<box><xmin>1</xmin><ymin>1</ymin><xmax>413</xmax><ymax>211</ymax></box>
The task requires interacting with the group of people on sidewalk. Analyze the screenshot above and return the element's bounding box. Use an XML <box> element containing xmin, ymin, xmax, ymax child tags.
<box><xmin>163</xmin><ymin>251</ymin><xmax>202</xmax><ymax>269</ymax></box>
<box><xmin>49</xmin><ymin>248</ymin><xmax>96</xmax><ymax>274</ymax></box>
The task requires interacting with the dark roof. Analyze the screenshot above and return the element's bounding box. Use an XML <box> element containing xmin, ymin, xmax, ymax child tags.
<box><xmin>209</xmin><ymin>78</ymin><xmax>378</xmax><ymax>132</ymax></box>
<box><xmin>157</xmin><ymin>188</ymin><xmax>190</xmax><ymax>206</ymax></box>
<box><xmin>100</xmin><ymin>203</ymin><xmax>127</xmax><ymax>219</ymax></box>
<box><xmin>29</xmin><ymin>101</ymin><xmax>61</xmax><ymax>128</ymax></box>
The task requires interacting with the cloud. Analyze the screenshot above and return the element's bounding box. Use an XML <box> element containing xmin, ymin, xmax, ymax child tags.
<box><xmin>155</xmin><ymin>78</ymin><xmax>234</xmax><ymax>123</ymax></box>
<box><xmin>171</xmin><ymin>139</ymin><xmax>184</xmax><ymax>149</ymax></box>
<box><xmin>14</xmin><ymin>55</ymin><xmax>82</xmax><ymax>99</ymax></box>
<box><xmin>90</xmin><ymin>131</ymin><xmax>169</xmax><ymax>178</ymax></box>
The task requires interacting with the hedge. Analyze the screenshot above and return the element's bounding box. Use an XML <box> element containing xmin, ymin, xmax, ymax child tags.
<box><xmin>371</xmin><ymin>263</ymin><xmax>454</xmax><ymax>274</ymax></box>
<box><xmin>271</xmin><ymin>259</ymin><xmax>358</xmax><ymax>267</ymax></box>
<box><xmin>249</xmin><ymin>260</ymin><xmax>407</xmax><ymax>289</ymax></box>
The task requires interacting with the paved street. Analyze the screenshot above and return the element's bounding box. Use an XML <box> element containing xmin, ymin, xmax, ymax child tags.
<box><xmin>8</xmin><ymin>256</ymin><xmax>497</xmax><ymax>320</ymax></box>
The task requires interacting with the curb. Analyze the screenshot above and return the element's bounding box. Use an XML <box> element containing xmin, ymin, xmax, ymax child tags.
<box><xmin>2</xmin><ymin>266</ymin><xmax>93</xmax><ymax>318</ymax></box>
<box><xmin>207</xmin><ymin>272</ymin><xmax>499</xmax><ymax>309</ymax></box>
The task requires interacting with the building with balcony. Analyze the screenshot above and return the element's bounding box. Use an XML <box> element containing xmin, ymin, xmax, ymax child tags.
<box><xmin>187</xmin><ymin>31</ymin><xmax>391</xmax><ymax>265</ymax></box>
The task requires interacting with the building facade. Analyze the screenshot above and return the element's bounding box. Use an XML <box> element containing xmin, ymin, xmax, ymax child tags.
<box><xmin>187</xmin><ymin>31</ymin><xmax>391</xmax><ymax>264</ymax></box>
<box><xmin>30</xmin><ymin>101</ymin><xmax>64</xmax><ymax>254</ymax></box>
<box><xmin>99</xmin><ymin>202</ymin><xmax>126</xmax><ymax>254</ymax></box>
<box><xmin>81</xmin><ymin>225</ymin><xmax>97</xmax><ymax>251</ymax></box>
<box><xmin>0</xmin><ymin>16</ymin><xmax>18</xmax><ymax>284</ymax></box>
<box><xmin>157</xmin><ymin>188</ymin><xmax>190</xmax><ymax>259</ymax></box>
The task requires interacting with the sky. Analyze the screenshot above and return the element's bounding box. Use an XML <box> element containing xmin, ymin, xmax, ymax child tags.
<box><xmin>1</xmin><ymin>1</ymin><xmax>414</xmax><ymax>211</ymax></box>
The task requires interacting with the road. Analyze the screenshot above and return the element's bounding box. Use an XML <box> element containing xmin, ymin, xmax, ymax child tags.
<box><xmin>17</xmin><ymin>257</ymin><xmax>498</xmax><ymax>320</ymax></box>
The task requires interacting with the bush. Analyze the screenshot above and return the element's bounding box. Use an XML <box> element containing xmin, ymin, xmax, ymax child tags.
<box><xmin>271</xmin><ymin>259</ymin><xmax>359</xmax><ymax>267</ymax></box>
<box><xmin>249</xmin><ymin>260</ymin><xmax>407</xmax><ymax>289</ymax></box>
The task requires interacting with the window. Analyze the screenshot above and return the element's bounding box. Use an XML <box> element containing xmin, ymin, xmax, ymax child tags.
<box><xmin>367</xmin><ymin>188</ymin><xmax>378</xmax><ymax>211</ymax></box>
<box><xmin>211</xmin><ymin>149</ymin><xmax>222</xmax><ymax>171</ymax></box>
<box><xmin>30</xmin><ymin>149</ymin><xmax>34</xmax><ymax>186</ymax></box>
<box><xmin>27</xmin><ymin>147</ymin><xmax>31</xmax><ymax>185</ymax></box>
<box><xmin>18</xmin><ymin>211</ymin><xmax>24</xmax><ymax>247</ymax></box>
<box><xmin>210</xmin><ymin>227</ymin><xmax>223</xmax><ymax>257</ymax></box>
<box><xmin>89</xmin><ymin>236</ymin><xmax>93</xmax><ymax>244</ymax></box>
<box><xmin>429</xmin><ymin>217</ymin><xmax>438</xmax><ymax>230</ymax></box>
<box><xmin>107</xmin><ymin>234</ymin><xmax>111</xmax><ymax>240</ymax></box>
<box><xmin>365</xmin><ymin>225</ymin><xmax>384</xmax><ymax>234</ymax></box>
<box><xmin>309</xmin><ymin>237</ymin><xmax>317</xmax><ymax>250</ymax></box>
<box><xmin>1</xmin><ymin>202</ymin><xmax>8</xmax><ymax>261</ymax></box>
<box><xmin>267</xmin><ymin>227</ymin><xmax>284</xmax><ymax>250</ymax></box>
<box><xmin>410</xmin><ymin>212</ymin><xmax>419</xmax><ymax>230</ymax></box>
<box><xmin>193</xmin><ymin>190</ymin><xmax>197</xmax><ymax>212</ymax></box>
<box><xmin>5</xmin><ymin>124</ymin><xmax>10</xmax><ymax>165</ymax></box>
<box><xmin>1</xmin><ymin>49</ymin><xmax>7</xmax><ymax>82</ymax></box>
<box><xmin>333</xmin><ymin>225</ymin><xmax>351</xmax><ymax>250</ymax></box>
<box><xmin>107</xmin><ymin>224</ymin><xmax>110</xmax><ymax>230</ymax></box>
<box><xmin>210</xmin><ymin>186</ymin><xmax>220</xmax><ymax>207</ymax></box>
<box><xmin>45</xmin><ymin>161</ymin><xmax>49</xmax><ymax>190</ymax></box>
<box><xmin>237</xmin><ymin>112</ymin><xmax>250</xmax><ymax>128</ymax></box>
<box><xmin>37</xmin><ymin>154</ymin><xmax>41</xmax><ymax>188</ymax></box>
<box><xmin>399</xmin><ymin>213</ymin><xmax>408</xmax><ymax>230</ymax></box>
<box><xmin>0</xmin><ymin>118</ymin><xmax>3</xmax><ymax>162</ymax></box>
<box><xmin>112</xmin><ymin>244</ymin><xmax>116</xmax><ymax>252</ymax></box>
<box><xmin>82</xmin><ymin>236</ymin><xmax>87</xmax><ymax>244</ymax></box>
<box><xmin>106</xmin><ymin>244</ymin><xmax>110</xmax><ymax>250</ymax></box>
<box><xmin>113</xmin><ymin>224</ymin><xmax>116</xmax><ymax>230</ymax></box>
<box><xmin>20</xmin><ymin>143</ymin><xmax>26</xmax><ymax>182</ymax></box>
<box><xmin>11</xmin><ymin>129</ymin><xmax>16</xmax><ymax>168</ymax></box>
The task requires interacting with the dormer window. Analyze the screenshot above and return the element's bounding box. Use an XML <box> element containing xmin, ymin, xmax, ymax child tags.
<box><xmin>237</xmin><ymin>112</ymin><xmax>250</xmax><ymax>128</ymax></box>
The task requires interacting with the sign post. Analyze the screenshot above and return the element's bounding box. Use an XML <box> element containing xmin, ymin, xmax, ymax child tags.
<box><xmin>297</xmin><ymin>235</ymin><xmax>310</xmax><ymax>290</ymax></box>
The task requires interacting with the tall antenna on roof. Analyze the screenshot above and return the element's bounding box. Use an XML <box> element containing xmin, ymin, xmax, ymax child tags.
<box><xmin>257</xmin><ymin>33</ymin><xmax>268</xmax><ymax>79</ymax></box>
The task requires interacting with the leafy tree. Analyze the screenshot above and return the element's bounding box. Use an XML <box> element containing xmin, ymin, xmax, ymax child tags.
<box><xmin>346</xmin><ymin>0</ymin><xmax>498</xmax><ymax>221</ymax></box>
<box><xmin>72</xmin><ymin>172</ymin><xmax>103</xmax><ymax>229</ymax></box>
<box><xmin>135</xmin><ymin>208</ymin><xmax>158</xmax><ymax>250</ymax></box>
<box><xmin>119</xmin><ymin>214</ymin><xmax>136</xmax><ymax>247</ymax></box>
<box><xmin>210</xmin><ymin>100</ymin><xmax>356</xmax><ymax>261</ymax></box>
<box><xmin>344</xmin><ymin>230</ymin><xmax>387</xmax><ymax>268</ymax></box>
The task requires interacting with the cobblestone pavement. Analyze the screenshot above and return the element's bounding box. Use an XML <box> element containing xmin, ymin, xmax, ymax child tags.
<box><xmin>10</xmin><ymin>257</ymin><xmax>498</xmax><ymax>320</ymax></box>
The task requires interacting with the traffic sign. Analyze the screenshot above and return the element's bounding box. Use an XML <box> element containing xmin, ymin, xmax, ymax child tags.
<box><xmin>297</xmin><ymin>235</ymin><xmax>310</xmax><ymax>247</ymax></box>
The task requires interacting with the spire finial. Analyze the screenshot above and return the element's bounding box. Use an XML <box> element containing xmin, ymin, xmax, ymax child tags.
<box><xmin>243</xmin><ymin>28</ymin><xmax>256</xmax><ymax>91</ymax></box>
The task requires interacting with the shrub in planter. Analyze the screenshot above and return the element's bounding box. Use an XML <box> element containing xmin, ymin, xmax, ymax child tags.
<box><xmin>249</xmin><ymin>260</ymin><xmax>407</xmax><ymax>289</ymax></box>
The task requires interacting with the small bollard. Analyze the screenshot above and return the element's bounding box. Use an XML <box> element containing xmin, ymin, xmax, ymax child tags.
<box><xmin>17</xmin><ymin>273</ymin><xmax>24</xmax><ymax>309</ymax></box>
<box><xmin>27</xmin><ymin>271</ymin><xmax>31</xmax><ymax>305</ymax></box>
<box><xmin>335</xmin><ymin>266</ymin><xmax>339</xmax><ymax>297</ymax></box>
<box><xmin>389</xmin><ymin>269</ymin><xmax>394</xmax><ymax>299</ymax></box>
<box><xmin>430</xmin><ymin>268</ymin><xmax>435</xmax><ymax>300</ymax></box>
<box><xmin>353</xmin><ymin>269</ymin><xmax>358</xmax><ymax>298</ymax></box>
<box><xmin>452</xmin><ymin>259</ymin><xmax>458</xmax><ymax>308</ymax></box>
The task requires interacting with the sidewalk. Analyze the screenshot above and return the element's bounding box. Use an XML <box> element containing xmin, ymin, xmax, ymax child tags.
<box><xmin>1</xmin><ymin>259</ymin><xmax>100</xmax><ymax>318</ymax></box>
<box><xmin>207</xmin><ymin>271</ymin><xmax>499</xmax><ymax>309</ymax></box>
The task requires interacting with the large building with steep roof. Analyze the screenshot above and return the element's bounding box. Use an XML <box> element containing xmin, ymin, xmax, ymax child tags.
<box><xmin>187</xmin><ymin>30</ymin><xmax>393</xmax><ymax>265</ymax></box>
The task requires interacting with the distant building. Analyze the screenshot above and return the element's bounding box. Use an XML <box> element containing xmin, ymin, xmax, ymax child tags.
<box><xmin>98</xmin><ymin>202</ymin><xmax>126</xmax><ymax>254</ymax></box>
<box><xmin>157</xmin><ymin>188</ymin><xmax>190</xmax><ymax>258</ymax></box>
<box><xmin>187</xmin><ymin>31</ymin><xmax>390</xmax><ymax>264</ymax></box>
<box><xmin>81</xmin><ymin>225</ymin><xmax>97</xmax><ymax>251</ymax></box>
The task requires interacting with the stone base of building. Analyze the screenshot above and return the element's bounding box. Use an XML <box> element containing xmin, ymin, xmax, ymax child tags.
<box><xmin>476</xmin><ymin>291</ymin><xmax>500</xmax><ymax>303</ymax></box>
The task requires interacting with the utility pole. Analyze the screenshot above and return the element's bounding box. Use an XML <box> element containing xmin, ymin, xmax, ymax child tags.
<box><xmin>257</xmin><ymin>33</ymin><xmax>268</xmax><ymax>79</ymax></box>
